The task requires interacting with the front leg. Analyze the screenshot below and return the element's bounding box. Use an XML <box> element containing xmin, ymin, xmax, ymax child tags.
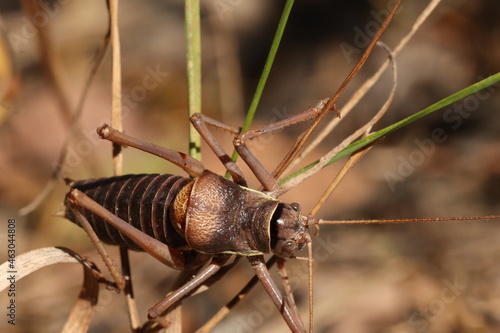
<box><xmin>234</xmin><ymin>102</ymin><xmax>328</xmax><ymax>194</ymax></box>
<box><xmin>147</xmin><ymin>255</ymin><xmax>231</xmax><ymax>320</ymax></box>
<box><xmin>97</xmin><ymin>124</ymin><xmax>205</xmax><ymax>178</ymax></box>
<box><xmin>190</xmin><ymin>113</ymin><xmax>247</xmax><ymax>186</ymax></box>
<box><xmin>247</xmin><ymin>255</ymin><xmax>306</xmax><ymax>333</ymax></box>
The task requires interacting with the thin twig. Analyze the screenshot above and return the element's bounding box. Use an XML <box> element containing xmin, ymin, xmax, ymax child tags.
<box><xmin>108</xmin><ymin>0</ymin><xmax>140</xmax><ymax>330</ymax></box>
<box><xmin>278</xmin><ymin>42</ymin><xmax>398</xmax><ymax>196</ymax></box>
<box><xmin>284</xmin><ymin>0</ymin><xmax>443</xmax><ymax>174</ymax></box>
<box><xmin>271</xmin><ymin>0</ymin><xmax>403</xmax><ymax>183</ymax></box>
<box><xmin>20</xmin><ymin>0</ymin><xmax>72</xmax><ymax>123</ymax></box>
<box><xmin>109</xmin><ymin>0</ymin><xmax>123</xmax><ymax>176</ymax></box>
<box><xmin>19</xmin><ymin>24</ymin><xmax>111</xmax><ymax>216</ymax></box>
<box><xmin>310</xmin><ymin>146</ymin><xmax>373</xmax><ymax>217</ymax></box>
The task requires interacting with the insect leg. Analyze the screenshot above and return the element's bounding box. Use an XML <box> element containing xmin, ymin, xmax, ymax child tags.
<box><xmin>67</xmin><ymin>188</ymin><xmax>208</xmax><ymax>270</ymax></box>
<box><xmin>247</xmin><ymin>255</ymin><xmax>306</xmax><ymax>333</ymax></box>
<box><xmin>147</xmin><ymin>255</ymin><xmax>230</xmax><ymax>320</ymax></box>
<box><xmin>71</xmin><ymin>204</ymin><xmax>126</xmax><ymax>291</ymax></box>
<box><xmin>277</xmin><ymin>257</ymin><xmax>304</xmax><ymax>329</ymax></box>
<box><xmin>145</xmin><ymin>259</ymin><xmax>240</xmax><ymax>331</ymax></box>
<box><xmin>196</xmin><ymin>256</ymin><xmax>276</xmax><ymax>333</ymax></box>
<box><xmin>234</xmin><ymin>101</ymin><xmax>329</xmax><ymax>193</ymax></box>
<box><xmin>97</xmin><ymin>124</ymin><xmax>205</xmax><ymax>178</ymax></box>
<box><xmin>190</xmin><ymin>113</ymin><xmax>247</xmax><ymax>186</ymax></box>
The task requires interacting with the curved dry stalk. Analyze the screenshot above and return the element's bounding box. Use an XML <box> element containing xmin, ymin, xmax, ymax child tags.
<box><xmin>0</xmin><ymin>247</ymin><xmax>102</xmax><ymax>333</ymax></box>
<box><xmin>310</xmin><ymin>145</ymin><xmax>373</xmax><ymax>217</ymax></box>
<box><xmin>308</xmin><ymin>42</ymin><xmax>398</xmax><ymax>215</ymax></box>
<box><xmin>284</xmin><ymin>0</ymin><xmax>443</xmax><ymax>174</ymax></box>
<box><xmin>271</xmin><ymin>0</ymin><xmax>402</xmax><ymax>182</ymax></box>
<box><xmin>277</xmin><ymin>41</ymin><xmax>398</xmax><ymax>196</ymax></box>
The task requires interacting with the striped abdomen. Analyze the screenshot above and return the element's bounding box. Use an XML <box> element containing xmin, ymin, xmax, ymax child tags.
<box><xmin>65</xmin><ymin>174</ymin><xmax>193</xmax><ymax>251</ymax></box>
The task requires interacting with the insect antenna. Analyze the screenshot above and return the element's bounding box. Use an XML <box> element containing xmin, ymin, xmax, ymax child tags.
<box><xmin>317</xmin><ymin>215</ymin><xmax>500</xmax><ymax>226</ymax></box>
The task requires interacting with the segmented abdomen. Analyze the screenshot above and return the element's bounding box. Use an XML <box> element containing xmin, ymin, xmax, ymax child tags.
<box><xmin>65</xmin><ymin>174</ymin><xmax>193</xmax><ymax>251</ymax></box>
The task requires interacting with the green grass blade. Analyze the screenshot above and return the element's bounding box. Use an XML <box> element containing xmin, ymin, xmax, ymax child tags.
<box><xmin>186</xmin><ymin>0</ymin><xmax>202</xmax><ymax>161</ymax></box>
<box><xmin>228</xmin><ymin>0</ymin><xmax>295</xmax><ymax>161</ymax></box>
<box><xmin>281</xmin><ymin>72</ymin><xmax>500</xmax><ymax>184</ymax></box>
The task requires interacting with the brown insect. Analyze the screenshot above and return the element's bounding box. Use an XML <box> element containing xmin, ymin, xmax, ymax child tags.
<box><xmin>65</xmin><ymin>115</ymin><xmax>324</xmax><ymax>332</ymax></box>
<box><xmin>61</xmin><ymin>2</ymin><xmax>400</xmax><ymax>332</ymax></box>
<box><xmin>58</xmin><ymin>1</ymin><xmax>500</xmax><ymax>332</ymax></box>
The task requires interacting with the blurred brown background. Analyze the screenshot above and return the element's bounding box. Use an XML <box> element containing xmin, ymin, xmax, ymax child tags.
<box><xmin>0</xmin><ymin>0</ymin><xmax>499</xmax><ymax>332</ymax></box>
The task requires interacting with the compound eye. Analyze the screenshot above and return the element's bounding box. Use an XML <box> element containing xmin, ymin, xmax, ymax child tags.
<box><xmin>276</xmin><ymin>239</ymin><xmax>297</xmax><ymax>257</ymax></box>
<box><xmin>290</xmin><ymin>202</ymin><xmax>301</xmax><ymax>212</ymax></box>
